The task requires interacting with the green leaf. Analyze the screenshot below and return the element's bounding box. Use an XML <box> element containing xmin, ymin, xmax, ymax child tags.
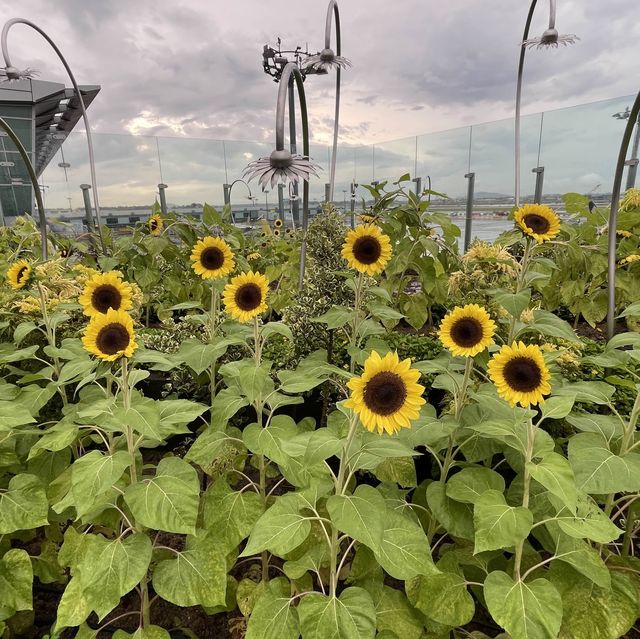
<box><xmin>245</xmin><ymin>577</ymin><xmax>299</xmax><ymax>639</ymax></box>
<box><xmin>177</xmin><ymin>338</ymin><xmax>231</xmax><ymax>374</ymax></box>
<box><xmin>55</xmin><ymin>577</ymin><xmax>90</xmax><ymax>630</ymax></box>
<box><xmin>221</xmin><ymin>360</ymin><xmax>274</xmax><ymax>403</ymax></box>
<box><xmin>538</xmin><ymin>396</ymin><xmax>575</xmax><ymax>422</ymax></box>
<box><xmin>413</xmin><ymin>571</ymin><xmax>475</xmax><ymax>627</ymax></box>
<box><xmin>211</xmin><ymin>388</ymin><xmax>250</xmax><ymax>425</ymax></box>
<box><xmin>313</xmin><ymin>305</ymin><xmax>356</xmax><ymax>329</ymax></box>
<box><xmin>446</xmin><ymin>467</ymin><xmax>506</xmax><ymax>504</ymax></box>
<box><xmin>241</xmin><ymin>494</ymin><xmax>310</xmax><ymax>557</ymax></box>
<box><xmin>282</xmin><ymin>430</ymin><xmax>342</xmax><ymax>466</ymax></box>
<box><xmin>327</xmin><ymin>485</ymin><xmax>386</xmax><ymax>552</ymax></box>
<box><xmin>157</xmin><ymin>399</ymin><xmax>207</xmax><ymax>430</ymax></box>
<box><xmin>152</xmin><ymin>540</ymin><xmax>226</xmax><ymax>607</ymax></box>
<box><xmin>185</xmin><ymin>427</ymin><xmax>244</xmax><ymax>476</ymax></box>
<box><xmin>367</xmin><ymin>303</ymin><xmax>404</xmax><ymax>322</ymax></box>
<box><xmin>526</xmin><ymin>452</ymin><xmax>578</xmax><ymax>512</ymax></box>
<box><xmin>521</xmin><ymin>309</ymin><xmax>579</xmax><ymax>343</ymax></box>
<box><xmin>108</xmin><ymin>397</ymin><xmax>162</xmax><ymax>441</ymax></box>
<box><xmin>0</xmin><ymin>474</ymin><xmax>49</xmax><ymax>533</ymax></box>
<box><xmin>66</xmin><ymin>450</ymin><xmax>130</xmax><ymax>518</ymax></box>
<box><xmin>298</xmin><ymin>587</ymin><xmax>376</xmax><ymax>639</ymax></box>
<box><xmin>112</xmin><ymin>625</ymin><xmax>171</xmax><ymax>639</ymax></box>
<box><xmin>261</xmin><ymin>321</ymin><xmax>294</xmax><ymax>342</ymax></box>
<box><xmin>494</xmin><ymin>289</ymin><xmax>531</xmax><ymax>318</ymax></box>
<box><xmin>124</xmin><ymin>457</ymin><xmax>199</xmax><ymax>534</ymax></box>
<box><xmin>14</xmin><ymin>321</ymin><xmax>38</xmax><ymax>344</ymax></box>
<box><xmin>202</xmin><ymin>479</ymin><xmax>264</xmax><ymax>549</ymax></box>
<box><xmin>426</xmin><ymin>481</ymin><xmax>475</xmax><ymax>540</ymax></box>
<box><xmin>556</xmin><ymin>381</ymin><xmax>615</xmax><ymax>405</ymax></box>
<box><xmin>484</xmin><ymin>571</ymin><xmax>562</xmax><ymax>639</ymax></box>
<box><xmin>373</xmin><ymin>508</ymin><xmax>436</xmax><ymax>580</ymax></box>
<box><xmin>473</xmin><ymin>490</ymin><xmax>533</xmax><ymax>553</ymax></box>
<box><xmin>374</xmin><ymin>587</ymin><xmax>423</xmax><ymax>639</ymax></box>
<box><xmin>568</xmin><ymin>433</ymin><xmax>640</xmax><ymax>493</ymax></box>
<box><xmin>374</xmin><ymin>456</ymin><xmax>417</xmax><ymax>487</ymax></box>
<box><xmin>0</xmin><ymin>401</ymin><xmax>36</xmax><ymax>430</ymax></box>
<box><xmin>0</xmin><ymin>549</ymin><xmax>33</xmax><ymax>621</ymax></box>
<box><xmin>553</xmin><ymin>494</ymin><xmax>621</xmax><ymax>543</ymax></box>
<box><xmin>77</xmin><ymin>533</ymin><xmax>152</xmax><ymax>621</ymax></box>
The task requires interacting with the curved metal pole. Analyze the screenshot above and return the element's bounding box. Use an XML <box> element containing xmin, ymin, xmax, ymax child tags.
<box><xmin>607</xmin><ymin>90</ymin><xmax>640</xmax><ymax>340</ymax></box>
<box><xmin>226</xmin><ymin>178</ymin><xmax>252</xmax><ymax>225</ymax></box>
<box><xmin>272</xmin><ymin>63</ymin><xmax>310</xmax><ymax>289</ymax></box>
<box><xmin>515</xmin><ymin>0</ymin><xmax>538</xmax><ymax>207</ymax></box>
<box><xmin>2</xmin><ymin>18</ymin><xmax>104</xmax><ymax>251</ymax></box>
<box><xmin>0</xmin><ymin>117</ymin><xmax>47</xmax><ymax>259</ymax></box>
<box><xmin>325</xmin><ymin>0</ymin><xmax>342</xmax><ymax>202</ymax></box>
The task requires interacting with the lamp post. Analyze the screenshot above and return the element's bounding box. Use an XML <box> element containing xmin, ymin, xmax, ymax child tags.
<box><xmin>1</xmin><ymin>18</ymin><xmax>105</xmax><ymax>251</ymax></box>
<box><xmin>514</xmin><ymin>1</ymin><xmax>577</xmax><ymax>206</ymax></box>
<box><xmin>607</xmin><ymin>92</ymin><xmax>640</xmax><ymax>340</ymax></box>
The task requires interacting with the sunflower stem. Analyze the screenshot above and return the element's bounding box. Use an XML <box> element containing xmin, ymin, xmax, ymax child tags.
<box><xmin>507</xmin><ymin>238</ymin><xmax>533</xmax><ymax>344</ymax></box>
<box><xmin>513</xmin><ymin>418</ymin><xmax>535</xmax><ymax>581</ymax></box>
<box><xmin>349</xmin><ymin>273</ymin><xmax>365</xmax><ymax>374</ymax></box>
<box><xmin>209</xmin><ymin>285</ymin><xmax>219</xmax><ymax>407</ymax></box>
<box><xmin>37</xmin><ymin>282</ymin><xmax>68</xmax><ymax>406</ymax></box>
<box><xmin>329</xmin><ymin>411</ymin><xmax>360</xmax><ymax>597</ymax></box>
<box><xmin>121</xmin><ymin>358</ymin><xmax>137</xmax><ymax>484</ymax></box>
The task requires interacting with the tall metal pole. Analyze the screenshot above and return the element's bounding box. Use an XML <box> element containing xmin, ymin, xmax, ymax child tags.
<box><xmin>463</xmin><ymin>172</ymin><xmax>475</xmax><ymax>253</ymax></box>
<box><xmin>626</xmin><ymin>113</ymin><xmax>640</xmax><ymax>190</ymax></box>
<box><xmin>0</xmin><ymin>116</ymin><xmax>47</xmax><ymax>258</ymax></box>
<box><xmin>350</xmin><ymin>180</ymin><xmax>357</xmax><ymax>228</ymax></box>
<box><xmin>325</xmin><ymin>0</ymin><xmax>343</xmax><ymax>202</ymax></box>
<box><xmin>158</xmin><ymin>183</ymin><xmax>168</xmax><ymax>216</ymax></box>
<box><xmin>324</xmin><ymin>183</ymin><xmax>331</xmax><ymax>203</ymax></box>
<box><xmin>288</xmin><ymin>81</ymin><xmax>300</xmax><ymax>226</ymax></box>
<box><xmin>607</xmin><ymin>90</ymin><xmax>640</xmax><ymax>340</ymax></box>
<box><xmin>532</xmin><ymin>167</ymin><xmax>544</xmax><ymax>203</ymax></box>
<box><xmin>413</xmin><ymin>176</ymin><xmax>422</xmax><ymax>196</ymax></box>
<box><xmin>79</xmin><ymin>183</ymin><xmax>94</xmax><ymax>231</ymax></box>
<box><xmin>277</xmin><ymin>183</ymin><xmax>285</xmax><ymax>223</ymax></box>
<box><xmin>2</xmin><ymin>18</ymin><xmax>104</xmax><ymax>251</ymax></box>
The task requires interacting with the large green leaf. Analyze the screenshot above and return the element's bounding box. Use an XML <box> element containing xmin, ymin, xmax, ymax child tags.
<box><xmin>0</xmin><ymin>549</ymin><xmax>33</xmax><ymax>622</ymax></box>
<box><xmin>243</xmin><ymin>415</ymin><xmax>298</xmax><ymax>466</ymax></box>
<box><xmin>242</xmin><ymin>494</ymin><xmax>311</xmax><ymax>557</ymax></box>
<box><xmin>552</xmin><ymin>494</ymin><xmax>621</xmax><ymax>544</ymax></box>
<box><xmin>526</xmin><ymin>452</ymin><xmax>577</xmax><ymax>512</ymax></box>
<box><xmin>373</xmin><ymin>587</ymin><xmax>423</xmax><ymax>639</ymax></box>
<box><xmin>484</xmin><ymin>571</ymin><xmax>562</xmax><ymax>639</ymax></box>
<box><xmin>55</xmin><ymin>577</ymin><xmax>90</xmax><ymax>630</ymax></box>
<box><xmin>297</xmin><ymin>587</ymin><xmax>376</xmax><ymax>639</ymax></box>
<box><xmin>77</xmin><ymin>533</ymin><xmax>152</xmax><ymax>621</ymax></box>
<box><xmin>152</xmin><ymin>539</ymin><xmax>226</xmax><ymax>607</ymax></box>
<box><xmin>568</xmin><ymin>433</ymin><xmax>640</xmax><ymax>493</ymax></box>
<box><xmin>373</xmin><ymin>508</ymin><xmax>436</xmax><ymax>580</ymax></box>
<box><xmin>0</xmin><ymin>474</ymin><xmax>48</xmax><ymax>534</ymax></box>
<box><xmin>413</xmin><ymin>571</ymin><xmax>475</xmax><ymax>627</ymax></box>
<box><xmin>202</xmin><ymin>479</ymin><xmax>264</xmax><ymax>549</ymax></box>
<box><xmin>446</xmin><ymin>467</ymin><xmax>505</xmax><ymax>504</ymax></box>
<box><xmin>327</xmin><ymin>485</ymin><xmax>386</xmax><ymax>552</ymax></box>
<box><xmin>474</xmin><ymin>490</ymin><xmax>533</xmax><ymax>553</ymax></box>
<box><xmin>245</xmin><ymin>577</ymin><xmax>299</xmax><ymax>639</ymax></box>
<box><xmin>426</xmin><ymin>481</ymin><xmax>474</xmax><ymax>540</ymax></box>
<box><xmin>185</xmin><ymin>426</ymin><xmax>244</xmax><ymax>475</ymax></box>
<box><xmin>124</xmin><ymin>457</ymin><xmax>199</xmax><ymax>534</ymax></box>
<box><xmin>112</xmin><ymin>626</ymin><xmax>171</xmax><ymax>639</ymax></box>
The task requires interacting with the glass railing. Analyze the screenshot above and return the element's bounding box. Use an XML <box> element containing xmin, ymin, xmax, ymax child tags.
<box><xmin>32</xmin><ymin>94</ymin><xmax>636</xmax><ymax>239</ymax></box>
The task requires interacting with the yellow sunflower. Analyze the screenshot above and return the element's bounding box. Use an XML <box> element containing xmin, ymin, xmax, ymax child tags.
<box><xmin>514</xmin><ymin>204</ymin><xmax>560</xmax><ymax>242</ymax></box>
<box><xmin>341</xmin><ymin>224</ymin><xmax>392</xmax><ymax>276</ymax></box>
<box><xmin>223</xmin><ymin>271</ymin><xmax>269</xmax><ymax>323</ymax></box>
<box><xmin>617</xmin><ymin>229</ymin><xmax>633</xmax><ymax>238</ymax></box>
<box><xmin>273</xmin><ymin>229</ymin><xmax>281</xmax><ymax>237</ymax></box>
<box><xmin>82</xmin><ymin>308</ymin><xmax>137</xmax><ymax>361</ymax></box>
<box><xmin>247</xmin><ymin>252</ymin><xmax>261</xmax><ymax>261</ymax></box>
<box><xmin>438</xmin><ymin>304</ymin><xmax>496</xmax><ymax>357</ymax></box>
<box><xmin>274</xmin><ymin>218</ymin><xmax>283</xmax><ymax>228</ymax></box>
<box><xmin>488</xmin><ymin>342</ymin><xmax>551</xmax><ymax>407</ymax></box>
<box><xmin>6</xmin><ymin>259</ymin><xmax>32</xmax><ymax>290</ymax></box>
<box><xmin>620</xmin><ymin>188</ymin><xmax>640</xmax><ymax>212</ymax></box>
<box><xmin>621</xmin><ymin>254</ymin><xmax>640</xmax><ymax>265</ymax></box>
<box><xmin>345</xmin><ymin>351</ymin><xmax>426</xmax><ymax>435</ymax></box>
<box><xmin>148</xmin><ymin>214</ymin><xmax>163</xmax><ymax>235</ymax></box>
<box><xmin>190</xmin><ymin>236</ymin><xmax>235</xmax><ymax>280</ymax></box>
<box><xmin>79</xmin><ymin>272</ymin><xmax>133</xmax><ymax>317</ymax></box>
<box><xmin>358</xmin><ymin>213</ymin><xmax>379</xmax><ymax>224</ymax></box>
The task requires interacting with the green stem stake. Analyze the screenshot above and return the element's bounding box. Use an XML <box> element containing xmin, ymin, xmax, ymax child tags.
<box><xmin>507</xmin><ymin>238</ymin><xmax>533</xmax><ymax>344</ymax></box>
<box><xmin>209</xmin><ymin>285</ymin><xmax>219</xmax><ymax>406</ymax></box>
<box><xmin>513</xmin><ymin>418</ymin><xmax>535</xmax><ymax>581</ymax></box>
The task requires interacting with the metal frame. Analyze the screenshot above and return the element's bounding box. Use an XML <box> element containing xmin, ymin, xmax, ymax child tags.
<box><xmin>2</xmin><ymin>18</ymin><xmax>104</xmax><ymax>250</ymax></box>
<box><xmin>607</xmin><ymin>90</ymin><xmax>640</xmax><ymax>340</ymax></box>
<box><xmin>325</xmin><ymin>0</ymin><xmax>342</xmax><ymax>202</ymax></box>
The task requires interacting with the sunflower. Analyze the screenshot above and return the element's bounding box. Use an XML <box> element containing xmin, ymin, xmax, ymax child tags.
<box><xmin>79</xmin><ymin>272</ymin><xmax>133</xmax><ymax>317</ymax></box>
<box><xmin>59</xmin><ymin>247</ymin><xmax>70</xmax><ymax>258</ymax></box>
<box><xmin>439</xmin><ymin>304</ymin><xmax>496</xmax><ymax>357</ymax></box>
<box><xmin>514</xmin><ymin>204</ymin><xmax>560</xmax><ymax>242</ymax></box>
<box><xmin>345</xmin><ymin>351</ymin><xmax>425</xmax><ymax>435</ymax></box>
<box><xmin>6</xmin><ymin>259</ymin><xmax>32</xmax><ymax>290</ymax></box>
<box><xmin>190</xmin><ymin>236</ymin><xmax>235</xmax><ymax>280</ymax></box>
<box><xmin>620</xmin><ymin>188</ymin><xmax>640</xmax><ymax>212</ymax></box>
<box><xmin>488</xmin><ymin>342</ymin><xmax>551</xmax><ymax>407</ymax></box>
<box><xmin>247</xmin><ymin>252</ymin><xmax>261</xmax><ymax>261</ymax></box>
<box><xmin>621</xmin><ymin>254</ymin><xmax>640</xmax><ymax>265</ymax></box>
<box><xmin>273</xmin><ymin>229</ymin><xmax>281</xmax><ymax>237</ymax></box>
<box><xmin>274</xmin><ymin>218</ymin><xmax>283</xmax><ymax>228</ymax></box>
<box><xmin>82</xmin><ymin>308</ymin><xmax>137</xmax><ymax>361</ymax></box>
<box><xmin>223</xmin><ymin>271</ymin><xmax>269</xmax><ymax>323</ymax></box>
<box><xmin>341</xmin><ymin>225</ymin><xmax>392</xmax><ymax>276</ymax></box>
<box><xmin>358</xmin><ymin>213</ymin><xmax>379</xmax><ymax>224</ymax></box>
<box><xmin>617</xmin><ymin>229</ymin><xmax>633</xmax><ymax>238</ymax></box>
<box><xmin>148</xmin><ymin>214</ymin><xmax>163</xmax><ymax>235</ymax></box>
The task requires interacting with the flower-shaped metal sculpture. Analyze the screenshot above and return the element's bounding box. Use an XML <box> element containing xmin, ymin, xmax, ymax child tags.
<box><xmin>0</xmin><ymin>65</ymin><xmax>38</xmax><ymax>81</ymax></box>
<box><xmin>514</xmin><ymin>0</ymin><xmax>578</xmax><ymax>206</ymax></box>
<box><xmin>305</xmin><ymin>47</ymin><xmax>351</xmax><ymax>72</ymax></box>
<box><xmin>2</xmin><ymin>17</ymin><xmax>104</xmax><ymax>251</ymax></box>
<box><xmin>243</xmin><ymin>148</ymin><xmax>319</xmax><ymax>190</ymax></box>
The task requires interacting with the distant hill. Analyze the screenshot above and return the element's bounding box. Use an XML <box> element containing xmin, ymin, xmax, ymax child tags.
<box><xmin>475</xmin><ymin>191</ymin><xmax>512</xmax><ymax>199</ymax></box>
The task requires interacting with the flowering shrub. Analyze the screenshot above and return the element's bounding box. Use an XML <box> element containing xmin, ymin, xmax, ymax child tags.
<box><xmin>0</xmin><ymin>193</ymin><xmax>639</xmax><ymax>639</ymax></box>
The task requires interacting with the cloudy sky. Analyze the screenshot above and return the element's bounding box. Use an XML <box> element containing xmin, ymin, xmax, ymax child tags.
<box><xmin>1</xmin><ymin>0</ymin><xmax>638</xmax><ymax>207</ymax></box>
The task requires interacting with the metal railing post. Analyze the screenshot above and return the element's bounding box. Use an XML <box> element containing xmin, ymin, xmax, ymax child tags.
<box><xmin>79</xmin><ymin>183</ymin><xmax>94</xmax><ymax>231</ymax></box>
<box><xmin>158</xmin><ymin>183</ymin><xmax>168</xmax><ymax>216</ymax></box>
<box><xmin>463</xmin><ymin>172</ymin><xmax>475</xmax><ymax>253</ymax></box>
<box><xmin>532</xmin><ymin>167</ymin><xmax>544</xmax><ymax>204</ymax></box>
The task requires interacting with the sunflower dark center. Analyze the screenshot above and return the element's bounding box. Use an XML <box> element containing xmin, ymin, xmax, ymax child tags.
<box><xmin>503</xmin><ymin>357</ymin><xmax>542</xmax><ymax>393</ymax></box>
<box><xmin>200</xmin><ymin>247</ymin><xmax>225</xmax><ymax>270</ymax></box>
<box><xmin>91</xmin><ymin>284</ymin><xmax>122</xmax><ymax>312</ymax></box>
<box><xmin>450</xmin><ymin>318</ymin><xmax>484</xmax><ymax>348</ymax></box>
<box><xmin>235</xmin><ymin>283</ymin><xmax>262</xmax><ymax>312</ymax></box>
<box><xmin>16</xmin><ymin>265</ymin><xmax>28</xmax><ymax>282</ymax></box>
<box><xmin>353</xmin><ymin>236</ymin><xmax>382</xmax><ymax>265</ymax></box>
<box><xmin>149</xmin><ymin>218</ymin><xmax>158</xmax><ymax>230</ymax></box>
<box><xmin>363</xmin><ymin>372</ymin><xmax>407</xmax><ymax>416</ymax></box>
<box><xmin>523</xmin><ymin>214</ymin><xmax>550</xmax><ymax>234</ymax></box>
<box><xmin>96</xmin><ymin>323</ymin><xmax>130</xmax><ymax>355</ymax></box>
